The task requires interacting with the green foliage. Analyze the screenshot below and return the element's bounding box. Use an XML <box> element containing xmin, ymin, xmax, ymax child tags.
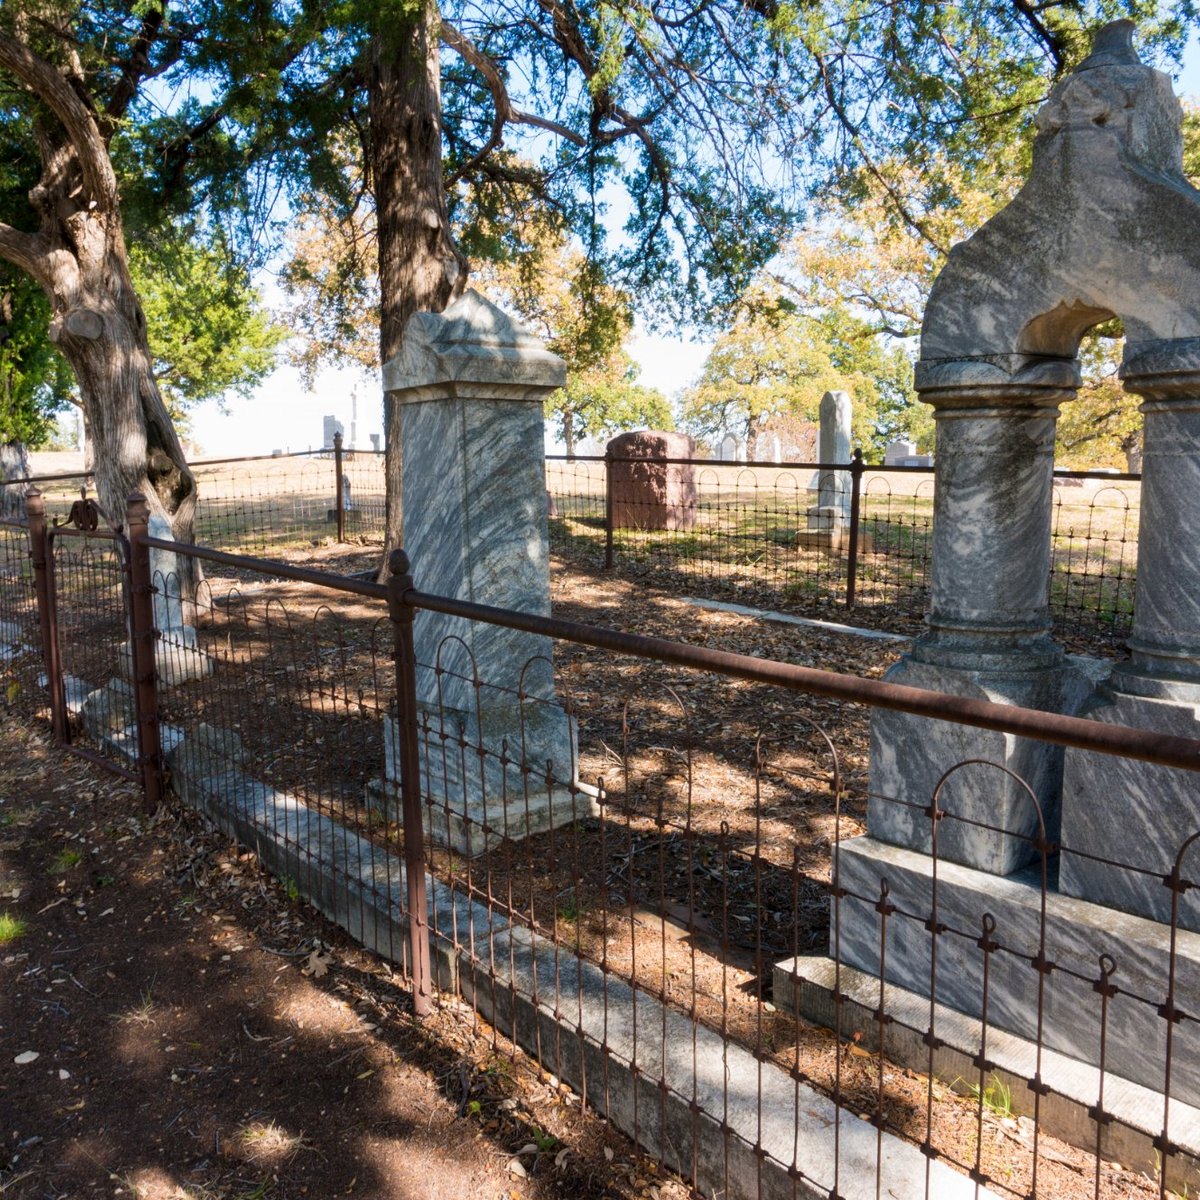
<box><xmin>0</xmin><ymin>270</ymin><xmax>73</xmax><ymax>447</ymax></box>
<box><xmin>683</xmin><ymin>285</ymin><xmax>913</xmax><ymax>457</ymax></box>
<box><xmin>129</xmin><ymin>226</ymin><xmax>285</xmax><ymax>417</ymax></box>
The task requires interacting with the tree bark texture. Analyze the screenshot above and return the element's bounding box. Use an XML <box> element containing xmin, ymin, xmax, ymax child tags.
<box><xmin>369</xmin><ymin>0</ymin><xmax>467</xmax><ymax>580</ymax></box>
<box><xmin>0</xmin><ymin>34</ymin><xmax>196</xmax><ymax>561</ymax></box>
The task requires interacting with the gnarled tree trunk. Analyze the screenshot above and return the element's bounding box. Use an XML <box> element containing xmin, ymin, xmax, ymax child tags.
<box><xmin>0</xmin><ymin>33</ymin><xmax>196</xmax><ymax>570</ymax></box>
<box><xmin>369</xmin><ymin>0</ymin><xmax>466</xmax><ymax>581</ymax></box>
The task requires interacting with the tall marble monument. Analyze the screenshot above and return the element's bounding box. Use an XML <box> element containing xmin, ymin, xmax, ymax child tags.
<box><xmin>380</xmin><ymin>290</ymin><xmax>581</xmax><ymax>855</ymax></box>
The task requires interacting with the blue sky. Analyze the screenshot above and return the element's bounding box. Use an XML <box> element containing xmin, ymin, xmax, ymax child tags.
<box><xmin>179</xmin><ymin>32</ymin><xmax>1200</xmax><ymax>458</ymax></box>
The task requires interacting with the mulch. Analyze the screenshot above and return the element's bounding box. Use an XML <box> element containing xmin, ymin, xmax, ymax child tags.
<box><xmin>0</xmin><ymin>716</ymin><xmax>687</xmax><ymax>1200</ymax></box>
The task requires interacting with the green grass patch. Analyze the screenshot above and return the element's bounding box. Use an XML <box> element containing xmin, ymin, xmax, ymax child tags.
<box><xmin>50</xmin><ymin>848</ymin><xmax>82</xmax><ymax>873</ymax></box>
<box><xmin>0</xmin><ymin>911</ymin><xmax>28</xmax><ymax>945</ymax></box>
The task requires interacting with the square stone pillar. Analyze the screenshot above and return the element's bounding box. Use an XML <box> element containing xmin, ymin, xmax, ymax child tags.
<box><xmin>868</xmin><ymin>358</ymin><xmax>1095</xmax><ymax>876</ymax></box>
<box><xmin>1061</xmin><ymin>341</ymin><xmax>1200</xmax><ymax>930</ymax></box>
<box><xmin>380</xmin><ymin>290</ymin><xmax>581</xmax><ymax>855</ymax></box>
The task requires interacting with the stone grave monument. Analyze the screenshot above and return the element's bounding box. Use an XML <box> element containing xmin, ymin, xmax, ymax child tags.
<box><xmin>777</xmin><ymin>22</ymin><xmax>1200</xmax><ymax>1169</ymax></box>
<box><xmin>607</xmin><ymin>430</ymin><xmax>698</xmax><ymax>531</ymax></box>
<box><xmin>797</xmin><ymin>389</ymin><xmax>852</xmax><ymax>551</ymax></box>
<box><xmin>377</xmin><ymin>290</ymin><xmax>582</xmax><ymax>855</ymax></box>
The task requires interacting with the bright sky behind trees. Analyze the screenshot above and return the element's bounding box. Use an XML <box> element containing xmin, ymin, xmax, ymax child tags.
<box><xmin>170</xmin><ymin>33</ymin><xmax>1200</xmax><ymax>459</ymax></box>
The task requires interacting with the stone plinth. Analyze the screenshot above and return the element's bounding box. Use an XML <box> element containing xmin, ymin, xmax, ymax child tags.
<box><xmin>607</xmin><ymin>431</ymin><xmax>697</xmax><ymax>531</ymax></box>
<box><xmin>818</xmin><ymin>836</ymin><xmax>1200</xmax><ymax>1104</ymax></box>
<box><xmin>1060</xmin><ymin>347</ymin><xmax>1200</xmax><ymax>928</ymax></box>
<box><xmin>382</xmin><ymin>290</ymin><xmax>578</xmax><ymax>852</ymax></box>
<box><xmin>870</xmin><ymin>654</ymin><xmax>1106</xmax><ymax>874</ymax></box>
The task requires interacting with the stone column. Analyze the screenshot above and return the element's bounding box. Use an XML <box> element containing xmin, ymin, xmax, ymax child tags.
<box><xmin>868</xmin><ymin>357</ymin><xmax>1099</xmax><ymax>875</ymax></box>
<box><xmin>1061</xmin><ymin>338</ymin><xmax>1200</xmax><ymax>928</ymax></box>
<box><xmin>378</xmin><ymin>290</ymin><xmax>580</xmax><ymax>856</ymax></box>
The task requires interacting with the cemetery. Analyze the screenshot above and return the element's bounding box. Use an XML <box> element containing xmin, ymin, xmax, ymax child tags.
<box><xmin>2</xmin><ymin>12</ymin><xmax>1200</xmax><ymax>1200</ymax></box>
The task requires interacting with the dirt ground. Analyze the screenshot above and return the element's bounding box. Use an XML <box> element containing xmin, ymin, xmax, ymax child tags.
<box><xmin>0</xmin><ymin>716</ymin><xmax>688</xmax><ymax>1200</ymax></box>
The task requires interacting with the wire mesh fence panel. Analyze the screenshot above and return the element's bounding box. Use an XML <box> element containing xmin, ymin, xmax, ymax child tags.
<box><xmin>47</xmin><ymin>529</ymin><xmax>135</xmax><ymax>774</ymax></box>
<box><xmin>0</xmin><ymin>521</ymin><xmax>44</xmax><ymax>722</ymax></box>
<box><xmin>40</xmin><ymin>519</ymin><xmax>1191</xmax><ymax>1200</ymax></box>
<box><xmin>545</xmin><ymin>456</ymin><xmax>608</xmax><ymax>569</ymax></box>
<box><xmin>340</xmin><ymin>450</ymin><xmax>386</xmax><ymax>540</ymax></box>
<box><xmin>149</xmin><ymin>562</ymin><xmax>414</xmax><ymax>973</ymax></box>
<box><xmin>393</xmin><ymin>595</ymin><xmax>1199</xmax><ymax>1200</ymax></box>
<box><xmin>191</xmin><ymin>453</ymin><xmax>341</xmax><ymax>554</ymax></box>
<box><xmin>1050</xmin><ymin>480</ymin><xmax>1139</xmax><ymax>647</ymax></box>
<box><xmin>0</xmin><ymin>473</ymin><xmax>94</xmax><ymax>526</ymax></box>
<box><xmin>854</xmin><ymin>472</ymin><xmax>935</xmax><ymax>613</ymax></box>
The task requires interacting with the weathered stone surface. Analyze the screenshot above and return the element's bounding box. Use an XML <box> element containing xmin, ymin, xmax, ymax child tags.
<box><xmin>165</xmin><ymin>723</ymin><xmax>249</xmax><ymax>794</ymax></box>
<box><xmin>382</xmin><ymin>289</ymin><xmax>578</xmax><ymax>849</ymax></box>
<box><xmin>868</xmin><ymin>655</ymin><xmax>1107</xmax><ymax>873</ymax></box>
<box><xmin>921</xmin><ymin>20</ymin><xmax>1200</xmax><ymax>364</ymax></box>
<box><xmin>1062</xmin><ymin>687</ymin><xmax>1200</xmax><ymax>930</ymax></box>
<box><xmin>80</xmin><ymin>679</ymin><xmax>135</xmax><ymax>735</ymax></box>
<box><xmin>1115</xmin><ymin>362</ymin><xmax>1200</xmax><ymax>688</ymax></box>
<box><xmin>607</xmin><ymin>430</ymin><xmax>698</xmax><ymax>531</ymax></box>
<box><xmin>805</xmin><ymin>390</ymin><xmax>852</xmax><ymax>530</ymax></box>
<box><xmin>379</xmin><ymin>701</ymin><xmax>584</xmax><ymax>856</ymax></box>
<box><xmin>774</xmin><ymin>955</ymin><xmax>1200</xmax><ymax>1191</ymax></box>
<box><xmin>833</xmin><ymin>835</ymin><xmax>1200</xmax><ymax>1104</ymax></box>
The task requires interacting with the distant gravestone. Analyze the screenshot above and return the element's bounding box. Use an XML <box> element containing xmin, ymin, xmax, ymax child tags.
<box><xmin>369</xmin><ymin>433</ymin><xmax>381</xmax><ymax>452</ymax></box>
<box><xmin>884</xmin><ymin>439</ymin><xmax>917</xmax><ymax>465</ymax></box>
<box><xmin>718</xmin><ymin>433</ymin><xmax>744</xmax><ymax>462</ymax></box>
<box><xmin>806</xmin><ymin>390</ymin><xmax>852</xmax><ymax>531</ymax></box>
<box><xmin>323</xmin><ymin>415</ymin><xmax>343</xmax><ymax>450</ymax></box>
<box><xmin>608</xmin><ymin>431</ymin><xmax>698</xmax><ymax>530</ymax></box>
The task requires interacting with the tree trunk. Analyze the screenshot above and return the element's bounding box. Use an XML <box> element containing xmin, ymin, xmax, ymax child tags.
<box><xmin>370</xmin><ymin>0</ymin><xmax>467</xmax><ymax>582</ymax></box>
<box><xmin>0</xmin><ymin>34</ymin><xmax>196</xmax><ymax>587</ymax></box>
<box><xmin>563</xmin><ymin>410</ymin><xmax>576</xmax><ymax>460</ymax></box>
<box><xmin>0</xmin><ymin>440</ymin><xmax>30</xmax><ymax>520</ymax></box>
<box><xmin>43</xmin><ymin>215</ymin><xmax>196</xmax><ymax>554</ymax></box>
<box><xmin>1122</xmin><ymin>430</ymin><xmax>1143</xmax><ymax>475</ymax></box>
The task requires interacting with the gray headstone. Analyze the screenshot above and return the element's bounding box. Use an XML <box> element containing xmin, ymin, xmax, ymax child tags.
<box><xmin>323</xmin><ymin>415</ymin><xmax>343</xmax><ymax>450</ymax></box>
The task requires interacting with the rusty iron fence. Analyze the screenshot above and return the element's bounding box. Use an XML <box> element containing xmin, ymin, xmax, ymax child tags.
<box><xmin>0</xmin><ymin>435</ymin><xmax>388</xmax><ymax>557</ymax></box>
<box><xmin>1</xmin><ymin>447</ymin><xmax>1139</xmax><ymax>652</ymax></box>
<box><xmin>8</xmin><ymin>486</ymin><xmax>1200</xmax><ymax>1199</ymax></box>
<box><xmin>546</xmin><ymin>453</ymin><xmax>1142</xmax><ymax>652</ymax></box>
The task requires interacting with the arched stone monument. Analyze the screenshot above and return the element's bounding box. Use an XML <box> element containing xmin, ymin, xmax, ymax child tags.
<box><xmin>779</xmin><ymin>25</ymin><xmax>1200</xmax><ymax>1138</ymax></box>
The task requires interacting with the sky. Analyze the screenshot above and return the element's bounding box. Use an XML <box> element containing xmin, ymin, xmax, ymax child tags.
<box><xmin>168</xmin><ymin>32</ymin><xmax>1200</xmax><ymax>459</ymax></box>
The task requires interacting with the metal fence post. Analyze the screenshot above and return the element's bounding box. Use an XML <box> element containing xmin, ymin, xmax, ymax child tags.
<box><xmin>604</xmin><ymin>449</ymin><xmax>615</xmax><ymax>570</ymax></box>
<box><xmin>125</xmin><ymin>493</ymin><xmax>165</xmax><ymax>810</ymax></box>
<box><xmin>25</xmin><ymin>488</ymin><xmax>67</xmax><ymax>743</ymax></box>
<box><xmin>334</xmin><ymin>431</ymin><xmax>346</xmax><ymax>543</ymax></box>
<box><xmin>845</xmin><ymin>449</ymin><xmax>865</xmax><ymax>609</ymax></box>
<box><xmin>386</xmin><ymin>548</ymin><xmax>433</xmax><ymax>1017</ymax></box>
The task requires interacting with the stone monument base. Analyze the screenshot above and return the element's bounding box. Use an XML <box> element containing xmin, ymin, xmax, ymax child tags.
<box><xmin>868</xmin><ymin>654</ymin><xmax>1107</xmax><ymax>874</ymax></box>
<box><xmin>773</xmin><ymin>951</ymin><xmax>1200</xmax><ymax>1192</ymax></box>
<box><xmin>1062</xmin><ymin>679</ymin><xmax>1200</xmax><ymax>932</ymax></box>
<box><xmin>373</xmin><ymin>703</ymin><xmax>588</xmax><ymax>856</ymax></box>
<box><xmin>788</xmin><ymin>836</ymin><xmax>1200</xmax><ymax>1104</ymax></box>
<box><xmin>118</xmin><ymin>626</ymin><xmax>212</xmax><ymax>686</ymax></box>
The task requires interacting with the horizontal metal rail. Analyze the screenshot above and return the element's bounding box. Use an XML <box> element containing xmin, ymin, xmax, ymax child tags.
<box><xmin>403</xmin><ymin>586</ymin><xmax>1200</xmax><ymax>773</ymax></box>
<box><xmin>143</xmin><ymin>534</ymin><xmax>1198</xmax><ymax>772</ymax></box>
<box><xmin>139</xmin><ymin>536</ymin><xmax>387</xmax><ymax>600</ymax></box>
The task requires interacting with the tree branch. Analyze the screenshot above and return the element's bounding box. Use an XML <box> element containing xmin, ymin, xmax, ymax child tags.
<box><xmin>0</xmin><ymin>221</ymin><xmax>51</xmax><ymax>285</ymax></box>
<box><xmin>0</xmin><ymin>32</ymin><xmax>118</xmax><ymax>208</ymax></box>
<box><xmin>440</xmin><ymin>17</ymin><xmax>586</xmax><ymax>177</ymax></box>
<box><xmin>104</xmin><ymin>6</ymin><xmax>165</xmax><ymax>128</ymax></box>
